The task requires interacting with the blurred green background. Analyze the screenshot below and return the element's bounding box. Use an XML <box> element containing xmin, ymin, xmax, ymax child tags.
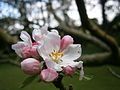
<box><xmin>0</xmin><ymin>64</ymin><xmax>120</xmax><ymax>90</ymax></box>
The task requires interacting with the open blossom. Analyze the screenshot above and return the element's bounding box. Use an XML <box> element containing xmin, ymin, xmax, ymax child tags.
<box><xmin>12</xmin><ymin>31</ymin><xmax>39</xmax><ymax>59</ymax></box>
<box><xmin>40</xmin><ymin>68</ymin><xmax>58</xmax><ymax>82</ymax></box>
<box><xmin>21</xmin><ymin>58</ymin><xmax>41</xmax><ymax>75</ymax></box>
<box><xmin>32</xmin><ymin>26</ymin><xmax>58</xmax><ymax>44</ymax></box>
<box><xmin>37</xmin><ymin>32</ymin><xmax>83</xmax><ymax>74</ymax></box>
<box><xmin>32</xmin><ymin>26</ymin><xmax>48</xmax><ymax>43</ymax></box>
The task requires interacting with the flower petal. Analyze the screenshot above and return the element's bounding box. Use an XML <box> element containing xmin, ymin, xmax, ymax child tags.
<box><xmin>32</xmin><ymin>29</ymin><xmax>42</xmax><ymax>41</ymax></box>
<box><xmin>45</xmin><ymin>32</ymin><xmax>60</xmax><ymax>51</ymax></box>
<box><xmin>37</xmin><ymin>45</ymin><xmax>49</xmax><ymax>60</ymax></box>
<box><xmin>60</xmin><ymin>35</ymin><xmax>73</xmax><ymax>51</ymax></box>
<box><xmin>40</xmin><ymin>25</ymin><xmax>48</xmax><ymax>35</ymax></box>
<box><xmin>12</xmin><ymin>42</ymin><xmax>26</xmax><ymax>50</ymax></box>
<box><xmin>20</xmin><ymin>31</ymin><xmax>32</xmax><ymax>46</ymax></box>
<box><xmin>30</xmin><ymin>45</ymin><xmax>39</xmax><ymax>59</ymax></box>
<box><xmin>51</xmin><ymin>29</ymin><xmax>59</xmax><ymax>35</ymax></box>
<box><xmin>40</xmin><ymin>68</ymin><xmax>58</xmax><ymax>82</ymax></box>
<box><xmin>63</xmin><ymin>66</ymin><xmax>75</xmax><ymax>76</ymax></box>
<box><xmin>37</xmin><ymin>32</ymin><xmax>60</xmax><ymax>59</ymax></box>
<box><xmin>32</xmin><ymin>26</ymin><xmax>48</xmax><ymax>42</ymax></box>
<box><xmin>60</xmin><ymin>60</ymin><xmax>80</xmax><ymax>67</ymax></box>
<box><xmin>15</xmin><ymin>50</ymin><xmax>22</xmax><ymax>57</ymax></box>
<box><xmin>61</xmin><ymin>44</ymin><xmax>81</xmax><ymax>61</ymax></box>
<box><xmin>11</xmin><ymin>42</ymin><xmax>27</xmax><ymax>57</ymax></box>
<box><xmin>45</xmin><ymin>59</ymin><xmax>62</xmax><ymax>71</ymax></box>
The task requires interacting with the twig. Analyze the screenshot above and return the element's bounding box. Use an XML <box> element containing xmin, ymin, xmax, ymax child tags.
<box><xmin>107</xmin><ymin>65</ymin><xmax>120</xmax><ymax>79</ymax></box>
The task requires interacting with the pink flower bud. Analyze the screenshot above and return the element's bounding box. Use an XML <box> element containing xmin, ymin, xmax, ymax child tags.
<box><xmin>63</xmin><ymin>66</ymin><xmax>75</xmax><ymax>76</ymax></box>
<box><xmin>22</xmin><ymin>47</ymin><xmax>31</xmax><ymax>58</ymax></box>
<box><xmin>30</xmin><ymin>46</ymin><xmax>39</xmax><ymax>59</ymax></box>
<box><xmin>21</xmin><ymin>58</ymin><xmax>40</xmax><ymax>75</ymax></box>
<box><xmin>21</xmin><ymin>42</ymin><xmax>39</xmax><ymax>59</ymax></box>
<box><xmin>40</xmin><ymin>68</ymin><xmax>58</xmax><ymax>82</ymax></box>
<box><xmin>60</xmin><ymin>35</ymin><xmax>73</xmax><ymax>51</ymax></box>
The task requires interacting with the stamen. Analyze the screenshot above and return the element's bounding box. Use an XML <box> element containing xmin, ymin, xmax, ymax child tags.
<box><xmin>49</xmin><ymin>50</ymin><xmax>63</xmax><ymax>63</ymax></box>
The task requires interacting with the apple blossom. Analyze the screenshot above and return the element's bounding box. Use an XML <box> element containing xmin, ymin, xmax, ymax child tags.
<box><xmin>60</xmin><ymin>35</ymin><xmax>74</xmax><ymax>51</ymax></box>
<box><xmin>40</xmin><ymin>68</ymin><xmax>58</xmax><ymax>82</ymax></box>
<box><xmin>37</xmin><ymin>32</ymin><xmax>83</xmax><ymax>73</ymax></box>
<box><xmin>32</xmin><ymin>26</ymin><xmax>48</xmax><ymax>43</ymax></box>
<box><xmin>12</xmin><ymin>25</ymin><xmax>84</xmax><ymax>88</ymax></box>
<box><xmin>12</xmin><ymin>31</ymin><xmax>39</xmax><ymax>59</ymax></box>
<box><xmin>21</xmin><ymin>58</ymin><xmax>41</xmax><ymax>75</ymax></box>
<box><xmin>32</xmin><ymin>26</ymin><xmax>59</xmax><ymax>44</ymax></box>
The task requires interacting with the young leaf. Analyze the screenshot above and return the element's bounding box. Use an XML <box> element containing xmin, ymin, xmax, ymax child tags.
<box><xmin>19</xmin><ymin>75</ymin><xmax>37</xmax><ymax>88</ymax></box>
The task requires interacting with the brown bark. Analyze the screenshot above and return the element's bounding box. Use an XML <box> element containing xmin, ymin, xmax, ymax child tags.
<box><xmin>79</xmin><ymin>49</ymin><xmax>120</xmax><ymax>66</ymax></box>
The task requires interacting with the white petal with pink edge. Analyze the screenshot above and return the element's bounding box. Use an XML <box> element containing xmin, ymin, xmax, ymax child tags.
<box><xmin>45</xmin><ymin>59</ymin><xmax>62</xmax><ymax>71</ymax></box>
<box><xmin>32</xmin><ymin>26</ymin><xmax>48</xmax><ymax>42</ymax></box>
<box><xmin>40</xmin><ymin>25</ymin><xmax>48</xmax><ymax>35</ymax></box>
<box><xmin>37</xmin><ymin>32</ymin><xmax>60</xmax><ymax>60</ymax></box>
<box><xmin>61</xmin><ymin>44</ymin><xmax>81</xmax><ymax>61</ymax></box>
<box><xmin>51</xmin><ymin>29</ymin><xmax>59</xmax><ymax>35</ymax></box>
<box><xmin>20</xmin><ymin>31</ymin><xmax>32</xmax><ymax>46</ymax></box>
<box><xmin>11</xmin><ymin>42</ymin><xmax>28</xmax><ymax>57</ymax></box>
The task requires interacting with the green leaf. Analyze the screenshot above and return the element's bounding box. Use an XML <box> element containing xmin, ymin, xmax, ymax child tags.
<box><xmin>83</xmin><ymin>76</ymin><xmax>93</xmax><ymax>80</ymax></box>
<box><xmin>19</xmin><ymin>75</ymin><xmax>37</xmax><ymax>88</ymax></box>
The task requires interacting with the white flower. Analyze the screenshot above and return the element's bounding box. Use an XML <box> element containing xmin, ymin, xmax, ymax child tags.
<box><xmin>32</xmin><ymin>26</ymin><xmax>48</xmax><ymax>43</ymax></box>
<box><xmin>32</xmin><ymin>26</ymin><xmax>58</xmax><ymax>44</ymax></box>
<box><xmin>12</xmin><ymin>31</ymin><xmax>39</xmax><ymax>58</ymax></box>
<box><xmin>37</xmin><ymin>32</ymin><xmax>82</xmax><ymax>72</ymax></box>
<box><xmin>11</xmin><ymin>26</ymin><xmax>58</xmax><ymax>59</ymax></box>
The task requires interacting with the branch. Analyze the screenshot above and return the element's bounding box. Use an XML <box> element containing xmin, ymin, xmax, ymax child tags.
<box><xmin>79</xmin><ymin>52</ymin><xmax>111</xmax><ymax>65</ymax></box>
<box><xmin>79</xmin><ymin>48</ymin><xmax>120</xmax><ymax>65</ymax></box>
<box><xmin>75</xmin><ymin>0</ymin><xmax>119</xmax><ymax>57</ymax></box>
<box><xmin>100</xmin><ymin>0</ymin><xmax>108</xmax><ymax>26</ymax></box>
<box><xmin>47</xmin><ymin>3</ymin><xmax>110</xmax><ymax>51</ymax></box>
<box><xmin>107</xmin><ymin>65</ymin><xmax>120</xmax><ymax>79</ymax></box>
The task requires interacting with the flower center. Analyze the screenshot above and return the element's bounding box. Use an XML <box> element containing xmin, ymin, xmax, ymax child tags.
<box><xmin>49</xmin><ymin>50</ymin><xmax>63</xmax><ymax>63</ymax></box>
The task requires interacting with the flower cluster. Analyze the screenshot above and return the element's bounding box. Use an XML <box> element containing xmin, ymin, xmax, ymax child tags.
<box><xmin>12</xmin><ymin>26</ymin><xmax>84</xmax><ymax>82</ymax></box>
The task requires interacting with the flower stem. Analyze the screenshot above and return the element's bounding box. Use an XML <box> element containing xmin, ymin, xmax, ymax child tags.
<box><xmin>53</xmin><ymin>75</ymin><xmax>66</xmax><ymax>90</ymax></box>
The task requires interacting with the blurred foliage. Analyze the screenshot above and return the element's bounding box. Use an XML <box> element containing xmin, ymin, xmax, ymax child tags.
<box><xmin>0</xmin><ymin>64</ymin><xmax>120</xmax><ymax>90</ymax></box>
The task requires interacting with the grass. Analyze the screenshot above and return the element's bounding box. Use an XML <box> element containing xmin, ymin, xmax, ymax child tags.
<box><xmin>0</xmin><ymin>64</ymin><xmax>120</xmax><ymax>90</ymax></box>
